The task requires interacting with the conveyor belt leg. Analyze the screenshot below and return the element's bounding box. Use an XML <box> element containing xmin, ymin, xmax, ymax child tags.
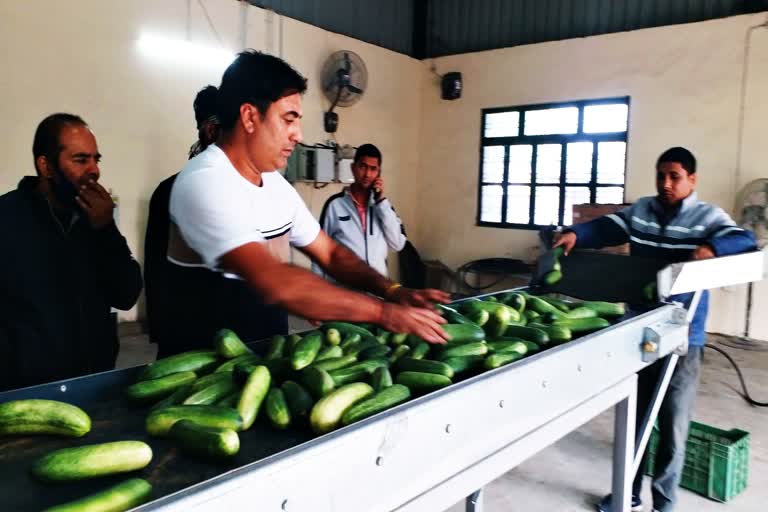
<box><xmin>465</xmin><ymin>489</ymin><xmax>483</xmax><ymax>512</ymax></box>
<box><xmin>611</xmin><ymin>381</ymin><xmax>637</xmax><ymax>512</ymax></box>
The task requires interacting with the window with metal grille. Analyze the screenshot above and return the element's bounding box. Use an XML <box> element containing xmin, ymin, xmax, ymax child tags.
<box><xmin>477</xmin><ymin>97</ymin><xmax>629</xmax><ymax>229</ymax></box>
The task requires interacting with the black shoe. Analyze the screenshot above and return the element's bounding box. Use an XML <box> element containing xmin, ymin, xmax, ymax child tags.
<box><xmin>596</xmin><ymin>493</ymin><xmax>643</xmax><ymax>512</ymax></box>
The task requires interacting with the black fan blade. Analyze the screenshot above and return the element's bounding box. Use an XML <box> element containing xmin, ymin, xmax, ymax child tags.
<box><xmin>345</xmin><ymin>84</ymin><xmax>363</xmax><ymax>95</ymax></box>
<box><xmin>343</xmin><ymin>52</ymin><xmax>352</xmax><ymax>73</ymax></box>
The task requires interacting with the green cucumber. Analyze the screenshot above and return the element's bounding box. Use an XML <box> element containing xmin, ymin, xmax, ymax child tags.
<box><xmin>438</xmin><ymin>341</ymin><xmax>488</xmax><ymax>359</ymax></box>
<box><xmin>0</xmin><ymin>399</ymin><xmax>91</xmax><ymax>438</ymax></box>
<box><xmin>388</xmin><ymin>344</ymin><xmax>411</xmax><ymax>364</ymax></box>
<box><xmin>265</xmin><ymin>388</ymin><xmax>291</xmax><ymax>430</ymax></box>
<box><xmin>371</xmin><ymin>367</ymin><xmax>393</xmax><ymax>392</ymax></box>
<box><xmin>580</xmin><ymin>301</ymin><xmax>626</xmax><ymax>318</ymax></box>
<box><xmin>486</xmin><ymin>340</ymin><xmax>528</xmax><ymax>355</ymax></box>
<box><xmin>409</xmin><ymin>340</ymin><xmax>431</xmax><ymax>360</ymax></box>
<box><xmin>214</xmin><ymin>353</ymin><xmax>261</xmax><ymax>373</ymax></box>
<box><xmin>263</xmin><ymin>357</ymin><xmax>296</xmax><ymax>383</ymax></box>
<box><xmin>152</xmin><ymin>383</ymin><xmax>195</xmax><ymax>410</ymax></box>
<box><xmin>359</xmin><ymin>345</ymin><xmax>391</xmax><ymax>360</ymax></box>
<box><xmin>484</xmin><ymin>352</ymin><xmax>524</xmax><ymax>370</ymax></box>
<box><xmin>321</xmin><ymin>322</ymin><xmax>375</xmax><ymax>339</ymax></box>
<box><xmin>139</xmin><ymin>350</ymin><xmax>218</xmax><ymax>381</ymax></box>
<box><xmin>526</xmin><ymin>296</ymin><xmax>563</xmax><ymax>315</ymax></box>
<box><xmin>443</xmin><ymin>323</ymin><xmax>486</xmax><ymax>343</ymax></box>
<box><xmin>301</xmin><ymin>367</ymin><xmax>336</xmax><ymax>399</ymax></box>
<box><xmin>170</xmin><ymin>419</ymin><xmax>239</xmax><ymax>458</ymax></box>
<box><xmin>543</xmin><ymin>270</ymin><xmax>562</xmax><ymax>285</ymax></box>
<box><xmin>524</xmin><ymin>309</ymin><xmax>541</xmax><ymax>321</ymax></box>
<box><xmin>466</xmin><ymin>309</ymin><xmax>489</xmax><ymax>326</ymax></box>
<box><xmin>345</xmin><ymin>337</ymin><xmax>381</xmax><ymax>357</ymax></box>
<box><xmin>291</xmin><ymin>331</ymin><xmax>323</xmax><ymax>370</ymax></box>
<box><xmin>281</xmin><ymin>381</ymin><xmax>314</xmax><ymax>418</ymax></box>
<box><xmin>484</xmin><ymin>306</ymin><xmax>513</xmax><ymax>338</ymax></box>
<box><xmin>214</xmin><ymin>328</ymin><xmax>252</xmax><ymax>359</ymax></box>
<box><xmin>265</xmin><ymin>335</ymin><xmax>287</xmax><ymax>361</ymax></box>
<box><xmin>32</xmin><ymin>441</ymin><xmax>152</xmax><ymax>482</ymax></box>
<box><xmin>238</xmin><ymin>365</ymin><xmax>271</xmax><ymax>430</ymax></box>
<box><xmin>146</xmin><ymin>405</ymin><xmax>244</xmax><ymax>436</ymax></box>
<box><xmin>435</xmin><ymin>304</ymin><xmax>475</xmax><ymax>325</ymax></box>
<box><xmin>442</xmin><ymin>355</ymin><xmax>485</xmax><ymax>375</ymax></box>
<box><xmin>503</xmin><ymin>325</ymin><xmax>549</xmax><ymax>344</ymax></box>
<box><xmin>376</xmin><ymin>332</ymin><xmax>391</xmax><ymax>345</ymax></box>
<box><xmin>562</xmin><ymin>306</ymin><xmax>598</xmax><ymax>320</ymax></box>
<box><xmin>311</xmin><ymin>354</ymin><xmax>358</xmax><ymax>372</ymax></box>
<box><xmin>286</xmin><ymin>334</ymin><xmax>302</xmax><ymax>353</ymax></box>
<box><xmin>328</xmin><ymin>359</ymin><xmax>388</xmax><ymax>386</ymax></box>
<box><xmin>528</xmin><ymin>322</ymin><xmax>573</xmax><ymax>342</ymax></box>
<box><xmin>552</xmin><ymin>317</ymin><xmax>610</xmax><ymax>333</ymax></box>
<box><xmin>396</xmin><ymin>358</ymin><xmax>454</xmax><ymax>378</ymax></box>
<box><xmin>341</xmin><ymin>384</ymin><xmax>411</xmax><ymax>426</ymax></box>
<box><xmin>485</xmin><ymin>295</ymin><xmax>498</xmax><ymax>302</ymax></box>
<box><xmin>216</xmin><ymin>391</ymin><xmax>241</xmax><ymax>408</ymax></box>
<box><xmin>340</xmin><ymin>333</ymin><xmax>362</xmax><ymax>351</ymax></box>
<box><xmin>310</xmin><ymin>382</ymin><xmax>374</xmax><ymax>434</ymax></box>
<box><xmin>183</xmin><ymin>375</ymin><xmax>238</xmax><ymax>405</ymax></box>
<box><xmin>395</xmin><ymin>371</ymin><xmax>452</xmax><ymax>394</ymax></box>
<box><xmin>188</xmin><ymin>371</ymin><xmax>233</xmax><ymax>394</ymax></box>
<box><xmin>540</xmin><ymin>296</ymin><xmax>575</xmax><ymax>312</ymax></box>
<box><xmin>390</xmin><ymin>333</ymin><xmax>409</xmax><ymax>346</ymax></box>
<box><xmin>42</xmin><ymin>478</ymin><xmax>152</xmax><ymax>512</ymax></box>
<box><xmin>498</xmin><ymin>292</ymin><xmax>526</xmax><ymax>313</ymax></box>
<box><xmin>460</xmin><ymin>301</ymin><xmax>521</xmax><ymax>323</ymax></box>
<box><xmin>126</xmin><ymin>371</ymin><xmax>198</xmax><ymax>403</ymax></box>
<box><xmin>316</xmin><ymin>345</ymin><xmax>343</xmax><ymax>362</ymax></box>
<box><xmin>325</xmin><ymin>328</ymin><xmax>342</xmax><ymax>346</ymax></box>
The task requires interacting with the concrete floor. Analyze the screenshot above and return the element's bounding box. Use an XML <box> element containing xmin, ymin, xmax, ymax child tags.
<box><xmin>116</xmin><ymin>331</ymin><xmax>768</xmax><ymax>512</ymax></box>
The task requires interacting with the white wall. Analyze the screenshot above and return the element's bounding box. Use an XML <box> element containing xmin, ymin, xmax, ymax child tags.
<box><xmin>415</xmin><ymin>14</ymin><xmax>768</xmax><ymax>338</ymax></box>
<box><xmin>0</xmin><ymin>0</ymin><xmax>422</xmax><ymax>320</ymax></box>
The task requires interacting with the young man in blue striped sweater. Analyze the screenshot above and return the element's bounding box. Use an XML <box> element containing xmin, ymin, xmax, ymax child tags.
<box><xmin>554</xmin><ymin>147</ymin><xmax>756</xmax><ymax>512</ymax></box>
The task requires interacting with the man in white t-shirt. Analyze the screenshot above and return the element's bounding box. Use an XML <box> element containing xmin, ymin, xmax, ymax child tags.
<box><xmin>169</xmin><ymin>50</ymin><xmax>448</xmax><ymax>343</ymax></box>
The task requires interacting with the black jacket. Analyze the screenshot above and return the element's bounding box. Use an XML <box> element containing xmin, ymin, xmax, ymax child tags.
<box><xmin>144</xmin><ymin>174</ymin><xmax>287</xmax><ymax>359</ymax></box>
<box><xmin>0</xmin><ymin>177</ymin><xmax>142</xmax><ymax>390</ymax></box>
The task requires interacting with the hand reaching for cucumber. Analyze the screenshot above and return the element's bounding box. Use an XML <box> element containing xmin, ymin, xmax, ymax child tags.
<box><xmin>552</xmin><ymin>231</ymin><xmax>577</xmax><ymax>256</ymax></box>
<box><xmin>379</xmin><ymin>303</ymin><xmax>448</xmax><ymax>344</ymax></box>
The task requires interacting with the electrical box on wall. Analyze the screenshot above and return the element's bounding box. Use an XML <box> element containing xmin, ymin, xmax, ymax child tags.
<box><xmin>284</xmin><ymin>145</ymin><xmax>335</xmax><ymax>183</ymax></box>
<box><xmin>337</xmin><ymin>158</ymin><xmax>354</xmax><ymax>183</ymax></box>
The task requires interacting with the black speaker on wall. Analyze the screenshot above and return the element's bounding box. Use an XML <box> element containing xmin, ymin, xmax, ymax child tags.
<box><xmin>441</xmin><ymin>72</ymin><xmax>462</xmax><ymax>100</ymax></box>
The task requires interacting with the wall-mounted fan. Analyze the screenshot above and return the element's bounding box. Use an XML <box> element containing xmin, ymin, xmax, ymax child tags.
<box><xmin>321</xmin><ymin>50</ymin><xmax>368</xmax><ymax>133</ymax></box>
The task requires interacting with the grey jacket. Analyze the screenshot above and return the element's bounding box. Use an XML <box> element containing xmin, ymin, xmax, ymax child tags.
<box><xmin>313</xmin><ymin>187</ymin><xmax>406</xmax><ymax>278</ymax></box>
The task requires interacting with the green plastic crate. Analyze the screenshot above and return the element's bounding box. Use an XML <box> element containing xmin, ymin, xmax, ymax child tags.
<box><xmin>645</xmin><ymin>421</ymin><xmax>750</xmax><ymax>502</ymax></box>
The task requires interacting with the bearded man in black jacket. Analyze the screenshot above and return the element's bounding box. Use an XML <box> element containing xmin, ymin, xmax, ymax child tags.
<box><xmin>0</xmin><ymin>113</ymin><xmax>142</xmax><ymax>391</ymax></box>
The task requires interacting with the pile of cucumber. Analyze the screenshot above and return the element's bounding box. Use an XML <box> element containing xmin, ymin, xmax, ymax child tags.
<box><xmin>0</xmin><ymin>399</ymin><xmax>154</xmax><ymax>512</ymax></box>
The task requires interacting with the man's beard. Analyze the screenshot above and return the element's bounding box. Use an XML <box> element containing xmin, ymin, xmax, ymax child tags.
<box><xmin>48</xmin><ymin>161</ymin><xmax>81</xmax><ymax>210</ymax></box>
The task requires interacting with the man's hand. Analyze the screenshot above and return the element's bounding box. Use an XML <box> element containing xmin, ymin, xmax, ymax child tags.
<box><xmin>372</xmin><ymin>177</ymin><xmax>385</xmax><ymax>201</ymax></box>
<box><xmin>380</xmin><ymin>303</ymin><xmax>448</xmax><ymax>344</ymax></box>
<box><xmin>692</xmin><ymin>244</ymin><xmax>716</xmax><ymax>260</ymax></box>
<box><xmin>390</xmin><ymin>287</ymin><xmax>451</xmax><ymax>308</ymax></box>
<box><xmin>76</xmin><ymin>179</ymin><xmax>114</xmax><ymax>229</ymax></box>
<box><xmin>552</xmin><ymin>231</ymin><xmax>577</xmax><ymax>255</ymax></box>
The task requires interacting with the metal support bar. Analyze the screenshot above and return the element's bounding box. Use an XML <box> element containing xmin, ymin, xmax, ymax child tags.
<box><xmin>465</xmin><ymin>489</ymin><xmax>484</xmax><ymax>512</ymax></box>
<box><xmin>611</xmin><ymin>390</ymin><xmax>636</xmax><ymax>512</ymax></box>
<box><xmin>631</xmin><ymin>354</ymin><xmax>679</xmax><ymax>479</ymax></box>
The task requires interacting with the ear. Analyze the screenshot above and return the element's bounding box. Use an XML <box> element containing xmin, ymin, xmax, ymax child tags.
<box><xmin>689</xmin><ymin>172</ymin><xmax>697</xmax><ymax>187</ymax></box>
<box><xmin>239</xmin><ymin>104</ymin><xmax>258</xmax><ymax>134</ymax></box>
<box><xmin>36</xmin><ymin>155</ymin><xmax>52</xmax><ymax>178</ymax></box>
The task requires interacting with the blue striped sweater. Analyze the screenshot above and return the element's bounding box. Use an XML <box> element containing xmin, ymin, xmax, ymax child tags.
<box><xmin>568</xmin><ymin>193</ymin><xmax>756</xmax><ymax>346</ymax></box>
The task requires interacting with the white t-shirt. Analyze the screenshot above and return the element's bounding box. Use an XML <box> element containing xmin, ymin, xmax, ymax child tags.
<box><xmin>168</xmin><ymin>144</ymin><xmax>320</xmax><ymax>271</ymax></box>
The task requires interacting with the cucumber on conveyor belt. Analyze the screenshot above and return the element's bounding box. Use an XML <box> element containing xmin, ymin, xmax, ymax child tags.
<box><xmin>525</xmin><ymin>295</ymin><xmax>563</xmax><ymax>316</ymax></box>
<box><xmin>390</xmin><ymin>333</ymin><xmax>409</xmax><ymax>346</ymax></box>
<box><xmin>551</xmin><ymin>317</ymin><xmax>610</xmax><ymax>333</ymax></box>
<box><xmin>408</xmin><ymin>340</ymin><xmax>431</xmax><ymax>360</ymax></box>
<box><xmin>580</xmin><ymin>301</ymin><xmax>626</xmax><ymax>318</ymax></box>
<box><xmin>344</xmin><ymin>337</ymin><xmax>381</xmax><ymax>357</ymax></box>
<box><xmin>437</xmin><ymin>341</ymin><xmax>488</xmax><ymax>359</ymax></box>
<box><xmin>170</xmin><ymin>420</ymin><xmax>240</xmax><ymax>458</ymax></box>
<box><xmin>441</xmin><ymin>355</ymin><xmax>485</xmax><ymax>375</ymax></box>
<box><xmin>459</xmin><ymin>301</ymin><xmax>521</xmax><ymax>324</ymax></box>
<box><xmin>484</xmin><ymin>352</ymin><xmax>525</xmax><ymax>370</ymax></box>
<box><xmin>125</xmin><ymin>371</ymin><xmax>198</xmax><ymax>403</ymax></box>
<box><xmin>310</xmin><ymin>354</ymin><xmax>358</xmax><ymax>372</ymax></box>
<box><xmin>340</xmin><ymin>333</ymin><xmax>362</xmax><ymax>352</ymax></box>
<box><xmin>214</xmin><ymin>353</ymin><xmax>261</xmax><ymax>373</ymax></box>
<box><xmin>486</xmin><ymin>339</ymin><xmax>528</xmax><ymax>355</ymax></box>
<box><xmin>409</xmin><ymin>324</ymin><xmax>485</xmax><ymax>345</ymax></box>
<box><xmin>503</xmin><ymin>325</ymin><xmax>549</xmax><ymax>344</ymax></box>
<box><xmin>435</xmin><ymin>304</ymin><xmax>475</xmax><ymax>325</ymax></box>
<box><xmin>214</xmin><ymin>328</ymin><xmax>252</xmax><ymax>359</ymax></box>
<box><xmin>0</xmin><ymin>399</ymin><xmax>91</xmax><ymax>438</ymax></box>
<box><xmin>527</xmin><ymin>323</ymin><xmax>573</xmax><ymax>343</ymax></box>
<box><xmin>32</xmin><ymin>441</ymin><xmax>153</xmax><ymax>482</ymax></box>
<box><xmin>395</xmin><ymin>371</ymin><xmax>452</xmax><ymax>394</ymax></box>
<box><xmin>152</xmin><ymin>383</ymin><xmax>196</xmax><ymax>410</ymax></box>
<box><xmin>358</xmin><ymin>345</ymin><xmax>391</xmax><ymax>360</ymax></box>
<box><xmin>396</xmin><ymin>358</ymin><xmax>454</xmax><ymax>379</ymax></box>
<box><xmin>316</xmin><ymin>345</ymin><xmax>343</xmax><ymax>362</ymax></box>
<box><xmin>264</xmin><ymin>335</ymin><xmax>287</xmax><ymax>361</ymax></box>
<box><xmin>341</xmin><ymin>384</ymin><xmax>411</xmax><ymax>426</ymax></box>
<box><xmin>371</xmin><ymin>366</ymin><xmax>393</xmax><ymax>392</ymax></box>
<box><xmin>301</xmin><ymin>367</ymin><xmax>336</xmax><ymax>399</ymax></box>
<box><xmin>265</xmin><ymin>388</ymin><xmax>291</xmax><ymax>430</ymax></box>
<box><xmin>388</xmin><ymin>344</ymin><xmax>411</xmax><ymax>364</ymax></box>
<box><xmin>42</xmin><ymin>478</ymin><xmax>152</xmax><ymax>512</ymax></box>
<box><xmin>183</xmin><ymin>375</ymin><xmax>238</xmax><ymax>406</ymax></box>
<box><xmin>310</xmin><ymin>382</ymin><xmax>374</xmax><ymax>434</ymax></box>
<box><xmin>146</xmin><ymin>405</ymin><xmax>244</xmax><ymax>436</ymax></box>
<box><xmin>497</xmin><ymin>292</ymin><xmax>526</xmax><ymax>313</ymax></box>
<box><xmin>321</xmin><ymin>322</ymin><xmax>376</xmax><ymax>339</ymax></box>
<box><xmin>139</xmin><ymin>350</ymin><xmax>219</xmax><ymax>381</ymax></box>
<box><xmin>291</xmin><ymin>331</ymin><xmax>323</xmax><ymax>370</ymax></box>
<box><xmin>281</xmin><ymin>380</ymin><xmax>314</xmax><ymax>418</ymax></box>
<box><xmin>325</xmin><ymin>328</ymin><xmax>342</xmax><ymax>346</ymax></box>
<box><xmin>238</xmin><ymin>365</ymin><xmax>271</xmax><ymax>430</ymax></box>
<box><xmin>328</xmin><ymin>359</ymin><xmax>388</xmax><ymax>386</ymax></box>
<box><xmin>188</xmin><ymin>371</ymin><xmax>232</xmax><ymax>394</ymax></box>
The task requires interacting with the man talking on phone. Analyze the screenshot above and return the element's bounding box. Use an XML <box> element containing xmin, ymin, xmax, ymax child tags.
<box><xmin>314</xmin><ymin>144</ymin><xmax>406</xmax><ymax>279</ymax></box>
